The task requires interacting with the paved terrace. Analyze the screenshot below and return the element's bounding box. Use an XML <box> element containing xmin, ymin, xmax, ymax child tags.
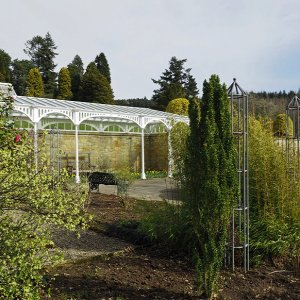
<box><xmin>99</xmin><ymin>177</ymin><xmax>180</xmax><ymax>201</ymax></box>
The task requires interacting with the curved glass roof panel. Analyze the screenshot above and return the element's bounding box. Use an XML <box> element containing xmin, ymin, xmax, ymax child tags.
<box><xmin>12</xmin><ymin>95</ymin><xmax>189</xmax><ymax>128</ymax></box>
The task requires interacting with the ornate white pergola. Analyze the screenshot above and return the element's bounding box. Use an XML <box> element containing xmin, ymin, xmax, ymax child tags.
<box><xmin>2</xmin><ymin>83</ymin><xmax>189</xmax><ymax>182</ymax></box>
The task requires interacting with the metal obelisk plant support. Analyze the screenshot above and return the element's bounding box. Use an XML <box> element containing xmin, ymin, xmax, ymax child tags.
<box><xmin>286</xmin><ymin>95</ymin><xmax>300</xmax><ymax>176</ymax></box>
<box><xmin>227</xmin><ymin>78</ymin><xmax>249</xmax><ymax>271</ymax></box>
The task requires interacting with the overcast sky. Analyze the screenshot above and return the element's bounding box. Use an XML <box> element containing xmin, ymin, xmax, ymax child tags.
<box><xmin>1</xmin><ymin>0</ymin><xmax>300</xmax><ymax>99</ymax></box>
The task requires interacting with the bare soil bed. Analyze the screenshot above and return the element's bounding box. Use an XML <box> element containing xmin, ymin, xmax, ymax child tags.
<box><xmin>44</xmin><ymin>193</ymin><xmax>300</xmax><ymax>300</ymax></box>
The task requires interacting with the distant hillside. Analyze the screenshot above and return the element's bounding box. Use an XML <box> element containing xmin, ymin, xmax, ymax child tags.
<box><xmin>248</xmin><ymin>90</ymin><xmax>298</xmax><ymax>119</ymax></box>
<box><xmin>115</xmin><ymin>91</ymin><xmax>299</xmax><ymax>119</ymax></box>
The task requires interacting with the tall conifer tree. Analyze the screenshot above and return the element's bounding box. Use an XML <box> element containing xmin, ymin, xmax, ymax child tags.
<box><xmin>24</xmin><ymin>32</ymin><xmax>58</xmax><ymax>97</ymax></box>
<box><xmin>95</xmin><ymin>53</ymin><xmax>111</xmax><ymax>84</ymax></box>
<box><xmin>79</xmin><ymin>62</ymin><xmax>114</xmax><ymax>104</ymax></box>
<box><xmin>152</xmin><ymin>56</ymin><xmax>198</xmax><ymax>110</ymax></box>
<box><xmin>68</xmin><ymin>55</ymin><xmax>84</xmax><ymax>101</ymax></box>
<box><xmin>185</xmin><ymin>75</ymin><xmax>237</xmax><ymax>298</ymax></box>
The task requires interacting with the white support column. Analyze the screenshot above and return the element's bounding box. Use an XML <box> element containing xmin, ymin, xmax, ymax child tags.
<box><xmin>34</xmin><ymin>122</ymin><xmax>38</xmax><ymax>172</ymax></box>
<box><xmin>167</xmin><ymin>129</ymin><xmax>173</xmax><ymax>178</ymax></box>
<box><xmin>75</xmin><ymin>124</ymin><xmax>80</xmax><ymax>184</ymax></box>
<box><xmin>141</xmin><ymin>128</ymin><xmax>146</xmax><ymax>179</ymax></box>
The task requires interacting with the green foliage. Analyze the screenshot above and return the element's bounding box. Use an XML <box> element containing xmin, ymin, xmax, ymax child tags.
<box><xmin>0</xmin><ymin>92</ymin><xmax>90</xmax><ymax>299</ymax></box>
<box><xmin>0</xmin><ymin>72</ymin><xmax>5</xmax><ymax>81</ymax></box>
<box><xmin>144</xmin><ymin>169</ymin><xmax>167</xmax><ymax>178</ymax></box>
<box><xmin>248</xmin><ymin>91</ymin><xmax>293</xmax><ymax>119</ymax></box>
<box><xmin>79</xmin><ymin>62</ymin><xmax>114</xmax><ymax>104</ymax></box>
<box><xmin>184</xmin><ymin>75</ymin><xmax>237</xmax><ymax>298</ymax></box>
<box><xmin>170</xmin><ymin>122</ymin><xmax>190</xmax><ymax>182</ymax></box>
<box><xmin>0</xmin><ymin>49</ymin><xmax>11</xmax><ymax>82</ymax></box>
<box><xmin>57</xmin><ymin>67</ymin><xmax>73</xmax><ymax>100</ymax></box>
<box><xmin>95</xmin><ymin>52</ymin><xmax>111</xmax><ymax>84</ymax></box>
<box><xmin>112</xmin><ymin>167</ymin><xmax>135</xmax><ymax>199</ymax></box>
<box><xmin>116</xmin><ymin>97</ymin><xmax>158</xmax><ymax>109</ymax></box>
<box><xmin>249</xmin><ymin>116</ymin><xmax>300</xmax><ymax>264</ymax></box>
<box><xmin>273</xmin><ymin>113</ymin><xmax>293</xmax><ymax>137</ymax></box>
<box><xmin>251</xmin><ymin>218</ymin><xmax>300</xmax><ymax>262</ymax></box>
<box><xmin>24</xmin><ymin>32</ymin><xmax>58</xmax><ymax>97</ymax></box>
<box><xmin>68</xmin><ymin>55</ymin><xmax>84</xmax><ymax>101</ymax></box>
<box><xmin>166</xmin><ymin>98</ymin><xmax>189</xmax><ymax>115</ymax></box>
<box><xmin>11</xmin><ymin>59</ymin><xmax>35</xmax><ymax>95</ymax></box>
<box><xmin>140</xmin><ymin>75</ymin><xmax>237</xmax><ymax>298</ymax></box>
<box><xmin>249</xmin><ymin>117</ymin><xmax>296</xmax><ymax>218</ymax></box>
<box><xmin>139</xmin><ymin>201</ymin><xmax>195</xmax><ymax>255</ymax></box>
<box><xmin>185</xmin><ymin>97</ymin><xmax>201</xmax><ymax>190</ymax></box>
<box><xmin>185</xmin><ymin>71</ymin><xmax>199</xmax><ymax>99</ymax></box>
<box><xmin>25</xmin><ymin>67</ymin><xmax>44</xmax><ymax>97</ymax></box>
<box><xmin>152</xmin><ymin>57</ymin><xmax>198</xmax><ymax>110</ymax></box>
<box><xmin>129</xmin><ymin>170</ymin><xmax>167</xmax><ymax>179</ymax></box>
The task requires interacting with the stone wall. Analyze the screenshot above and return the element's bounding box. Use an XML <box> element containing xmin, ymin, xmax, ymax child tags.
<box><xmin>44</xmin><ymin>131</ymin><xmax>168</xmax><ymax>172</ymax></box>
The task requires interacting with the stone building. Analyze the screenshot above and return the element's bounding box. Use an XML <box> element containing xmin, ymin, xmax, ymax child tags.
<box><xmin>1</xmin><ymin>83</ymin><xmax>189</xmax><ymax>182</ymax></box>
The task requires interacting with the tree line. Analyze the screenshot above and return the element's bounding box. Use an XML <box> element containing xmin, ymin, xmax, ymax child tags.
<box><xmin>0</xmin><ymin>32</ymin><xmax>298</xmax><ymax>115</ymax></box>
<box><xmin>0</xmin><ymin>32</ymin><xmax>114</xmax><ymax>104</ymax></box>
<box><xmin>0</xmin><ymin>32</ymin><xmax>200</xmax><ymax>110</ymax></box>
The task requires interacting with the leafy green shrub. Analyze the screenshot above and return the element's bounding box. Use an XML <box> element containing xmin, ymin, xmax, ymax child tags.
<box><xmin>249</xmin><ymin>116</ymin><xmax>300</xmax><ymax>220</ymax></box>
<box><xmin>0</xmin><ymin>92</ymin><xmax>90</xmax><ymax>299</ymax></box>
<box><xmin>129</xmin><ymin>170</ymin><xmax>167</xmax><ymax>179</ymax></box>
<box><xmin>114</xmin><ymin>167</ymin><xmax>135</xmax><ymax>199</ymax></box>
<box><xmin>145</xmin><ymin>169</ymin><xmax>167</xmax><ymax>178</ymax></box>
<box><xmin>139</xmin><ymin>201</ymin><xmax>195</xmax><ymax>255</ymax></box>
<box><xmin>249</xmin><ymin>116</ymin><xmax>300</xmax><ymax>266</ymax></box>
<box><xmin>251</xmin><ymin>218</ymin><xmax>300</xmax><ymax>266</ymax></box>
<box><xmin>166</xmin><ymin>98</ymin><xmax>189</xmax><ymax>115</ymax></box>
<box><xmin>170</xmin><ymin>122</ymin><xmax>190</xmax><ymax>183</ymax></box>
<box><xmin>273</xmin><ymin>113</ymin><xmax>293</xmax><ymax>137</ymax></box>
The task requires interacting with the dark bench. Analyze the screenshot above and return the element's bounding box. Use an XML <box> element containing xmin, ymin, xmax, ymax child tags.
<box><xmin>88</xmin><ymin>172</ymin><xmax>117</xmax><ymax>192</ymax></box>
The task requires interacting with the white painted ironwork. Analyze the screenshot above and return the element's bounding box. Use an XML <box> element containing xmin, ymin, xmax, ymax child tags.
<box><xmin>141</xmin><ymin>127</ymin><xmax>146</xmax><ymax>180</ymax></box>
<box><xmin>167</xmin><ymin>129</ymin><xmax>173</xmax><ymax>178</ymax></box>
<box><xmin>12</xmin><ymin>96</ymin><xmax>189</xmax><ymax>129</ymax></box>
<box><xmin>75</xmin><ymin>125</ymin><xmax>80</xmax><ymax>184</ymax></box>
<box><xmin>34</xmin><ymin>122</ymin><xmax>38</xmax><ymax>172</ymax></box>
<box><xmin>7</xmin><ymin>91</ymin><xmax>189</xmax><ymax>182</ymax></box>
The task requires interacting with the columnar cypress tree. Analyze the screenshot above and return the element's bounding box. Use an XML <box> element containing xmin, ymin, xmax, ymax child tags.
<box><xmin>57</xmin><ymin>67</ymin><xmax>72</xmax><ymax>100</ymax></box>
<box><xmin>185</xmin><ymin>97</ymin><xmax>201</xmax><ymax>193</ymax></box>
<box><xmin>185</xmin><ymin>75</ymin><xmax>237</xmax><ymax>298</ymax></box>
<box><xmin>25</xmin><ymin>68</ymin><xmax>44</xmax><ymax>97</ymax></box>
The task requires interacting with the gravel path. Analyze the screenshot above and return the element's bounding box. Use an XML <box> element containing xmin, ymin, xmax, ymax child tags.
<box><xmin>52</xmin><ymin>178</ymin><xmax>179</xmax><ymax>262</ymax></box>
<box><xmin>52</xmin><ymin>229</ymin><xmax>132</xmax><ymax>261</ymax></box>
